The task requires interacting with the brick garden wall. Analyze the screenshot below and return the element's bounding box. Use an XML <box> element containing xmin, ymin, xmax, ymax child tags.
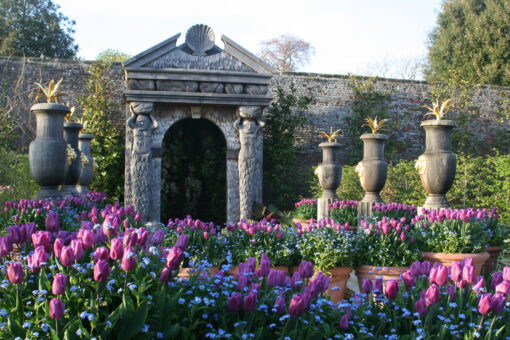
<box><xmin>1</xmin><ymin>57</ymin><xmax>508</xmax><ymax>168</ymax></box>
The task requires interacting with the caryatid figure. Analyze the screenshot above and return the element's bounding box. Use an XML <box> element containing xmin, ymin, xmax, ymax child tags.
<box><xmin>235</xmin><ymin>106</ymin><xmax>265</xmax><ymax>220</ymax></box>
<box><xmin>127</xmin><ymin>102</ymin><xmax>157</xmax><ymax>221</ymax></box>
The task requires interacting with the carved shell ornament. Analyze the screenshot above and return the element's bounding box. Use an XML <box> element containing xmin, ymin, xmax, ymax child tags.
<box><xmin>415</xmin><ymin>155</ymin><xmax>427</xmax><ymax>176</ymax></box>
<box><xmin>185</xmin><ymin>24</ymin><xmax>215</xmax><ymax>56</ymax></box>
<box><xmin>355</xmin><ymin>161</ymin><xmax>365</xmax><ymax>179</ymax></box>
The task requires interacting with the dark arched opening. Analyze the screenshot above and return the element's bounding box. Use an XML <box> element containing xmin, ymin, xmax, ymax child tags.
<box><xmin>161</xmin><ymin>118</ymin><xmax>227</xmax><ymax>223</ymax></box>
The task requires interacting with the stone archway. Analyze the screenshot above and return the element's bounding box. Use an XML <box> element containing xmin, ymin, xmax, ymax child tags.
<box><xmin>160</xmin><ymin>118</ymin><xmax>227</xmax><ymax>223</ymax></box>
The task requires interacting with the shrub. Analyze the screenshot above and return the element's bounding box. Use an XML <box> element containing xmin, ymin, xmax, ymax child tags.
<box><xmin>0</xmin><ymin>148</ymin><xmax>38</xmax><ymax>206</ymax></box>
<box><xmin>292</xmin><ymin>199</ymin><xmax>316</xmax><ymax>220</ymax></box>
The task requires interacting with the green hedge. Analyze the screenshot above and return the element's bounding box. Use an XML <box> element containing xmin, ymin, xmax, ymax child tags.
<box><xmin>0</xmin><ymin>148</ymin><xmax>38</xmax><ymax>205</ymax></box>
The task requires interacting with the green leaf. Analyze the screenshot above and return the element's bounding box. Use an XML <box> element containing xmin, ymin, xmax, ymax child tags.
<box><xmin>115</xmin><ymin>297</ymin><xmax>148</xmax><ymax>339</ymax></box>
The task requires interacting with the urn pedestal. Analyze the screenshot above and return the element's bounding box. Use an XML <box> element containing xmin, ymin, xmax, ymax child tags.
<box><xmin>77</xmin><ymin>134</ymin><xmax>94</xmax><ymax>194</ymax></box>
<box><xmin>317</xmin><ymin>142</ymin><xmax>342</xmax><ymax>220</ymax></box>
<box><xmin>61</xmin><ymin>122</ymin><xmax>83</xmax><ymax>196</ymax></box>
<box><xmin>356</xmin><ymin>134</ymin><xmax>388</xmax><ymax>221</ymax></box>
<box><xmin>29</xmin><ymin>103</ymin><xmax>69</xmax><ymax>199</ymax></box>
<box><xmin>416</xmin><ymin>120</ymin><xmax>456</xmax><ymax>210</ymax></box>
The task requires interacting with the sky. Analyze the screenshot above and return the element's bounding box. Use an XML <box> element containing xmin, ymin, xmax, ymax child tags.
<box><xmin>54</xmin><ymin>0</ymin><xmax>445</xmax><ymax>79</ymax></box>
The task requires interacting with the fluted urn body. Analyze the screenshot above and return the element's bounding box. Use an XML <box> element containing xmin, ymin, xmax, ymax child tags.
<box><xmin>29</xmin><ymin>103</ymin><xmax>69</xmax><ymax>199</ymax></box>
<box><xmin>61</xmin><ymin>122</ymin><xmax>83</xmax><ymax>196</ymax></box>
<box><xmin>416</xmin><ymin>120</ymin><xmax>456</xmax><ymax>209</ymax></box>
<box><xmin>77</xmin><ymin>134</ymin><xmax>94</xmax><ymax>194</ymax></box>
<box><xmin>356</xmin><ymin>133</ymin><xmax>388</xmax><ymax>203</ymax></box>
<box><xmin>317</xmin><ymin>142</ymin><xmax>342</xmax><ymax>220</ymax></box>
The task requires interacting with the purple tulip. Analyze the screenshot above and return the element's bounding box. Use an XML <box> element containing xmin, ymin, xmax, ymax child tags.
<box><xmin>227</xmin><ymin>293</ymin><xmax>243</xmax><ymax>311</ymax></box>
<box><xmin>491</xmin><ymin>272</ymin><xmax>503</xmax><ymax>291</ymax></box>
<box><xmin>52</xmin><ymin>273</ymin><xmax>67</xmax><ymax>295</ymax></box>
<box><xmin>291</xmin><ymin>272</ymin><xmax>303</xmax><ymax>289</ymax></box>
<box><xmin>451</xmin><ymin>262</ymin><xmax>463</xmax><ymax>282</ymax></box>
<box><xmin>110</xmin><ymin>238</ymin><xmax>124</xmax><ymax>260</ymax></box>
<box><xmin>237</xmin><ymin>275</ymin><xmax>248</xmax><ymax>291</ymax></box>
<box><xmin>268</xmin><ymin>269</ymin><xmax>286</xmax><ymax>287</ymax></box>
<box><xmin>121</xmin><ymin>246</ymin><xmax>137</xmax><ymax>272</ymax></box>
<box><xmin>478</xmin><ymin>293</ymin><xmax>492</xmax><ymax>314</ymax></box>
<box><xmin>374</xmin><ymin>277</ymin><xmax>383</xmax><ymax>294</ymax></box>
<box><xmin>495</xmin><ymin>280</ymin><xmax>510</xmax><ymax>296</ymax></box>
<box><xmin>492</xmin><ymin>293</ymin><xmax>506</xmax><ymax>314</ymax></box>
<box><xmin>402</xmin><ymin>270</ymin><xmax>416</xmax><ymax>289</ymax></box>
<box><xmin>361</xmin><ymin>278</ymin><xmax>372</xmax><ymax>294</ymax></box>
<box><xmin>420</xmin><ymin>261</ymin><xmax>432</xmax><ymax>276</ymax></box>
<box><xmin>174</xmin><ymin>234</ymin><xmax>189</xmax><ymax>251</ymax></box>
<box><xmin>166</xmin><ymin>246</ymin><xmax>184</xmax><ymax>270</ymax></box>
<box><xmin>94</xmin><ymin>260</ymin><xmax>111</xmax><ymax>282</ymax></box>
<box><xmin>472</xmin><ymin>276</ymin><xmax>485</xmax><ymax>294</ymax></box>
<box><xmin>94</xmin><ymin>246</ymin><xmax>109</xmax><ymax>264</ymax></box>
<box><xmin>49</xmin><ymin>298</ymin><xmax>65</xmax><ymax>320</ymax></box>
<box><xmin>339</xmin><ymin>314</ymin><xmax>349</xmax><ymax>330</ymax></box>
<box><xmin>425</xmin><ymin>284</ymin><xmax>441</xmax><ymax>306</ymax></box>
<box><xmin>312</xmin><ymin>272</ymin><xmax>330</xmax><ymax>293</ymax></box>
<box><xmin>410</xmin><ymin>262</ymin><xmax>421</xmax><ymax>276</ymax></box>
<box><xmin>136</xmin><ymin>229</ymin><xmax>150</xmax><ymax>248</ymax></box>
<box><xmin>59</xmin><ymin>246</ymin><xmax>75</xmax><ymax>267</ymax></box>
<box><xmin>31</xmin><ymin>231</ymin><xmax>52</xmax><ymax>252</ymax></box>
<box><xmin>462</xmin><ymin>265</ymin><xmax>475</xmax><ymax>283</ymax></box>
<box><xmin>0</xmin><ymin>236</ymin><xmax>12</xmax><ymax>257</ymax></box>
<box><xmin>298</xmin><ymin>260</ymin><xmax>314</xmax><ymax>279</ymax></box>
<box><xmin>159</xmin><ymin>267</ymin><xmax>172</xmax><ymax>283</ymax></box>
<box><xmin>243</xmin><ymin>291</ymin><xmax>257</xmax><ymax>312</ymax></box>
<box><xmin>151</xmin><ymin>229</ymin><xmax>165</xmax><ymax>245</ymax></box>
<box><xmin>274</xmin><ymin>292</ymin><xmax>285</xmax><ymax>314</ymax></box>
<box><xmin>45</xmin><ymin>211</ymin><xmax>60</xmax><ymax>232</ymax></box>
<box><xmin>415</xmin><ymin>298</ymin><xmax>427</xmax><ymax>316</ymax></box>
<box><xmin>7</xmin><ymin>262</ymin><xmax>24</xmax><ymax>284</ymax></box>
<box><xmin>385</xmin><ymin>280</ymin><xmax>399</xmax><ymax>300</ymax></box>
<box><xmin>81</xmin><ymin>230</ymin><xmax>96</xmax><ymax>249</ymax></box>
<box><xmin>245</xmin><ymin>257</ymin><xmax>257</xmax><ymax>274</ymax></box>
<box><xmin>435</xmin><ymin>266</ymin><xmax>449</xmax><ymax>286</ymax></box>
<box><xmin>259</xmin><ymin>253</ymin><xmax>270</xmax><ymax>277</ymax></box>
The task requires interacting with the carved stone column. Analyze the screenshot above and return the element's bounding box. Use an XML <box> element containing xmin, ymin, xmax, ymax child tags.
<box><xmin>235</xmin><ymin>106</ymin><xmax>264</xmax><ymax>220</ymax></box>
<box><xmin>127</xmin><ymin>102</ymin><xmax>157</xmax><ymax>221</ymax></box>
<box><xmin>226</xmin><ymin>149</ymin><xmax>240</xmax><ymax>223</ymax></box>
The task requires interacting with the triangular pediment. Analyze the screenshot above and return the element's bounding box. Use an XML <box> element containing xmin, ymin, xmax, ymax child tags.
<box><xmin>124</xmin><ymin>25</ymin><xmax>274</xmax><ymax>74</ymax></box>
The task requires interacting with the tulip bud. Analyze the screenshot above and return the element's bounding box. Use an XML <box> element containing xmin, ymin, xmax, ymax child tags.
<box><xmin>502</xmin><ymin>267</ymin><xmax>510</xmax><ymax>282</ymax></box>
<box><xmin>361</xmin><ymin>278</ymin><xmax>372</xmax><ymax>294</ymax></box>
<box><xmin>174</xmin><ymin>234</ymin><xmax>189</xmax><ymax>251</ymax></box>
<box><xmin>402</xmin><ymin>270</ymin><xmax>416</xmax><ymax>289</ymax></box>
<box><xmin>492</xmin><ymin>293</ymin><xmax>505</xmax><ymax>314</ymax></box>
<box><xmin>450</xmin><ymin>262</ymin><xmax>463</xmax><ymax>282</ymax></box>
<box><xmin>227</xmin><ymin>293</ymin><xmax>243</xmax><ymax>311</ymax></box>
<box><xmin>385</xmin><ymin>280</ymin><xmax>399</xmax><ymax>300</ymax></box>
<box><xmin>462</xmin><ymin>265</ymin><xmax>475</xmax><ymax>283</ymax></box>
<box><xmin>339</xmin><ymin>314</ymin><xmax>349</xmax><ymax>330</ymax></box>
<box><xmin>166</xmin><ymin>246</ymin><xmax>184</xmax><ymax>270</ymax></box>
<box><xmin>374</xmin><ymin>277</ymin><xmax>383</xmax><ymax>294</ymax></box>
<box><xmin>478</xmin><ymin>293</ymin><xmax>492</xmax><ymax>314</ymax></box>
<box><xmin>425</xmin><ymin>284</ymin><xmax>441</xmax><ymax>306</ymax></box>
<box><xmin>45</xmin><ymin>211</ymin><xmax>60</xmax><ymax>233</ymax></box>
<box><xmin>243</xmin><ymin>292</ymin><xmax>257</xmax><ymax>312</ymax></box>
<box><xmin>49</xmin><ymin>298</ymin><xmax>65</xmax><ymax>320</ymax></box>
<box><xmin>70</xmin><ymin>239</ymin><xmax>84</xmax><ymax>261</ymax></box>
<box><xmin>81</xmin><ymin>230</ymin><xmax>96</xmax><ymax>249</ymax></box>
<box><xmin>94</xmin><ymin>246</ymin><xmax>109</xmax><ymax>264</ymax></box>
<box><xmin>7</xmin><ymin>262</ymin><xmax>24</xmax><ymax>284</ymax></box>
<box><xmin>259</xmin><ymin>253</ymin><xmax>270</xmax><ymax>277</ymax></box>
<box><xmin>59</xmin><ymin>246</ymin><xmax>75</xmax><ymax>267</ymax></box>
<box><xmin>94</xmin><ymin>260</ymin><xmax>111</xmax><ymax>282</ymax></box>
<box><xmin>121</xmin><ymin>246</ymin><xmax>137</xmax><ymax>272</ymax></box>
<box><xmin>110</xmin><ymin>238</ymin><xmax>124</xmax><ymax>260</ymax></box>
<box><xmin>415</xmin><ymin>298</ymin><xmax>427</xmax><ymax>316</ymax></box>
<box><xmin>159</xmin><ymin>267</ymin><xmax>173</xmax><ymax>283</ymax></box>
<box><xmin>435</xmin><ymin>266</ymin><xmax>449</xmax><ymax>286</ymax></box>
<box><xmin>52</xmin><ymin>273</ymin><xmax>67</xmax><ymax>295</ymax></box>
<box><xmin>495</xmin><ymin>280</ymin><xmax>510</xmax><ymax>296</ymax></box>
<box><xmin>298</xmin><ymin>260</ymin><xmax>314</xmax><ymax>279</ymax></box>
<box><xmin>0</xmin><ymin>236</ymin><xmax>12</xmax><ymax>257</ymax></box>
<box><xmin>429</xmin><ymin>268</ymin><xmax>438</xmax><ymax>284</ymax></box>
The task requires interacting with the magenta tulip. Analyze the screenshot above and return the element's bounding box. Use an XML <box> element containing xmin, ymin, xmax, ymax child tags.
<box><xmin>70</xmin><ymin>239</ymin><xmax>84</xmax><ymax>261</ymax></box>
<box><xmin>7</xmin><ymin>262</ymin><xmax>24</xmax><ymax>284</ymax></box>
<box><xmin>435</xmin><ymin>266</ymin><xmax>449</xmax><ymax>286</ymax></box>
<box><xmin>374</xmin><ymin>277</ymin><xmax>383</xmax><ymax>294</ymax></box>
<box><xmin>425</xmin><ymin>284</ymin><xmax>441</xmax><ymax>306</ymax></box>
<box><xmin>478</xmin><ymin>293</ymin><xmax>492</xmax><ymax>314</ymax></box>
<box><xmin>53</xmin><ymin>238</ymin><xmax>64</xmax><ymax>258</ymax></box>
<box><xmin>0</xmin><ymin>236</ymin><xmax>12</xmax><ymax>257</ymax></box>
<box><xmin>52</xmin><ymin>274</ymin><xmax>67</xmax><ymax>295</ymax></box>
<box><xmin>166</xmin><ymin>246</ymin><xmax>184</xmax><ymax>270</ymax></box>
<box><xmin>472</xmin><ymin>276</ymin><xmax>485</xmax><ymax>294</ymax></box>
<box><xmin>339</xmin><ymin>314</ymin><xmax>349</xmax><ymax>330</ymax></box>
<box><xmin>259</xmin><ymin>253</ymin><xmax>270</xmax><ymax>277</ymax></box>
<box><xmin>59</xmin><ymin>246</ymin><xmax>75</xmax><ymax>266</ymax></box>
<box><xmin>94</xmin><ymin>246</ymin><xmax>109</xmax><ymax>264</ymax></box>
<box><xmin>402</xmin><ymin>270</ymin><xmax>416</xmax><ymax>289</ymax></box>
<box><xmin>288</xmin><ymin>293</ymin><xmax>310</xmax><ymax>317</ymax></box>
<box><xmin>298</xmin><ymin>260</ymin><xmax>314</xmax><ymax>279</ymax></box>
<box><xmin>110</xmin><ymin>238</ymin><xmax>124</xmax><ymax>260</ymax></box>
<box><xmin>385</xmin><ymin>280</ymin><xmax>399</xmax><ymax>300</ymax></box>
<box><xmin>243</xmin><ymin>291</ymin><xmax>257</xmax><ymax>312</ymax></box>
<box><xmin>462</xmin><ymin>265</ymin><xmax>475</xmax><ymax>283</ymax></box>
<box><xmin>227</xmin><ymin>293</ymin><xmax>243</xmax><ymax>311</ymax></box>
<box><xmin>274</xmin><ymin>293</ymin><xmax>285</xmax><ymax>314</ymax></box>
<box><xmin>93</xmin><ymin>260</ymin><xmax>111</xmax><ymax>282</ymax></box>
<box><xmin>49</xmin><ymin>298</ymin><xmax>65</xmax><ymax>320</ymax></box>
<box><xmin>429</xmin><ymin>267</ymin><xmax>438</xmax><ymax>284</ymax></box>
<box><xmin>151</xmin><ymin>229</ymin><xmax>165</xmax><ymax>245</ymax></box>
<box><xmin>361</xmin><ymin>278</ymin><xmax>372</xmax><ymax>294</ymax></box>
<box><xmin>491</xmin><ymin>272</ymin><xmax>503</xmax><ymax>291</ymax></box>
<box><xmin>174</xmin><ymin>234</ymin><xmax>189</xmax><ymax>251</ymax></box>
<box><xmin>451</xmin><ymin>262</ymin><xmax>463</xmax><ymax>282</ymax></box>
<box><xmin>415</xmin><ymin>298</ymin><xmax>427</xmax><ymax>316</ymax></box>
<box><xmin>31</xmin><ymin>231</ymin><xmax>52</xmax><ymax>252</ymax></box>
<box><xmin>495</xmin><ymin>280</ymin><xmax>510</xmax><ymax>296</ymax></box>
<box><xmin>268</xmin><ymin>269</ymin><xmax>286</xmax><ymax>287</ymax></box>
<box><xmin>81</xmin><ymin>230</ymin><xmax>96</xmax><ymax>249</ymax></box>
<box><xmin>45</xmin><ymin>211</ymin><xmax>60</xmax><ymax>232</ymax></box>
<box><xmin>159</xmin><ymin>267</ymin><xmax>172</xmax><ymax>283</ymax></box>
<box><xmin>502</xmin><ymin>267</ymin><xmax>510</xmax><ymax>281</ymax></box>
<box><xmin>492</xmin><ymin>293</ymin><xmax>506</xmax><ymax>314</ymax></box>
<box><xmin>121</xmin><ymin>246</ymin><xmax>137</xmax><ymax>272</ymax></box>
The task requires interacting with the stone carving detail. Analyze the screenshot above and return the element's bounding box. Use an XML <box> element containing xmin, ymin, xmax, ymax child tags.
<box><xmin>245</xmin><ymin>85</ymin><xmax>268</xmax><ymax>95</ymax></box>
<box><xmin>225</xmin><ymin>84</ymin><xmax>244</xmax><ymax>94</ymax></box>
<box><xmin>200</xmin><ymin>82</ymin><xmax>224</xmax><ymax>93</ymax></box>
<box><xmin>128</xmin><ymin>102</ymin><xmax>157</xmax><ymax>220</ymax></box>
<box><xmin>157</xmin><ymin>80</ymin><xmax>199</xmax><ymax>92</ymax></box>
<box><xmin>127</xmin><ymin>79</ymin><xmax>155</xmax><ymax>91</ymax></box>
<box><xmin>235</xmin><ymin>106</ymin><xmax>265</xmax><ymax>220</ymax></box>
<box><xmin>185</xmin><ymin>24</ymin><xmax>215</xmax><ymax>56</ymax></box>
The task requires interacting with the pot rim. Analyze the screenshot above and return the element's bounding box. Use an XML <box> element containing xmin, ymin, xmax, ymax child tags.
<box><xmin>422</xmin><ymin>251</ymin><xmax>490</xmax><ymax>260</ymax></box>
<box><xmin>319</xmin><ymin>141</ymin><xmax>341</xmax><ymax>147</ymax></box>
<box><xmin>360</xmin><ymin>133</ymin><xmax>389</xmax><ymax>140</ymax></box>
<box><xmin>64</xmin><ymin>122</ymin><xmax>83</xmax><ymax>129</ymax></box>
<box><xmin>30</xmin><ymin>102</ymin><xmax>70</xmax><ymax>113</ymax></box>
<box><xmin>78</xmin><ymin>133</ymin><xmax>94</xmax><ymax>139</ymax></box>
<box><xmin>355</xmin><ymin>265</ymin><xmax>410</xmax><ymax>271</ymax></box>
<box><xmin>420</xmin><ymin>119</ymin><xmax>456</xmax><ymax>127</ymax></box>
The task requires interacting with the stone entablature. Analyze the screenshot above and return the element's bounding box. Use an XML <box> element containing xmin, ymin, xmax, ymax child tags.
<box><xmin>123</xmin><ymin>24</ymin><xmax>274</xmax><ymax>223</ymax></box>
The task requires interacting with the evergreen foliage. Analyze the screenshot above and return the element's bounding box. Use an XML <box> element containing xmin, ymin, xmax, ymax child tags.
<box><xmin>0</xmin><ymin>0</ymin><xmax>78</xmax><ymax>58</ymax></box>
<box><xmin>426</xmin><ymin>0</ymin><xmax>510</xmax><ymax>86</ymax></box>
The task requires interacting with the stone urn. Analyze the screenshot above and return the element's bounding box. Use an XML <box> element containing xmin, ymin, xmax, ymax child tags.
<box><xmin>317</xmin><ymin>142</ymin><xmax>342</xmax><ymax>220</ymax></box>
<box><xmin>61</xmin><ymin>122</ymin><xmax>83</xmax><ymax>196</ymax></box>
<box><xmin>29</xmin><ymin>103</ymin><xmax>69</xmax><ymax>199</ymax></box>
<box><xmin>415</xmin><ymin>120</ymin><xmax>456</xmax><ymax>210</ymax></box>
<box><xmin>77</xmin><ymin>134</ymin><xmax>94</xmax><ymax>194</ymax></box>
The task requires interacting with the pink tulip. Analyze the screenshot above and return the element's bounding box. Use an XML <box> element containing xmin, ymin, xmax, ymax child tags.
<box><xmin>259</xmin><ymin>253</ymin><xmax>270</xmax><ymax>277</ymax></box>
<box><xmin>31</xmin><ymin>231</ymin><xmax>52</xmax><ymax>252</ymax></box>
<box><xmin>429</xmin><ymin>268</ymin><xmax>438</xmax><ymax>284</ymax></box>
<box><xmin>166</xmin><ymin>246</ymin><xmax>184</xmax><ymax>270</ymax></box>
<box><xmin>462</xmin><ymin>265</ymin><xmax>475</xmax><ymax>283</ymax></box>
<box><xmin>93</xmin><ymin>260</ymin><xmax>111</xmax><ymax>282</ymax></box>
<box><xmin>81</xmin><ymin>230</ymin><xmax>96</xmax><ymax>249</ymax></box>
<box><xmin>227</xmin><ymin>293</ymin><xmax>243</xmax><ymax>311</ymax></box>
<box><xmin>472</xmin><ymin>276</ymin><xmax>485</xmax><ymax>294</ymax></box>
<box><xmin>7</xmin><ymin>262</ymin><xmax>24</xmax><ymax>284</ymax></box>
<box><xmin>159</xmin><ymin>267</ymin><xmax>172</xmax><ymax>283</ymax></box>
<box><xmin>121</xmin><ymin>246</ymin><xmax>137</xmax><ymax>272</ymax></box>
<box><xmin>136</xmin><ymin>229</ymin><xmax>150</xmax><ymax>248</ymax></box>
<box><xmin>495</xmin><ymin>280</ymin><xmax>510</xmax><ymax>296</ymax></box>
<box><xmin>110</xmin><ymin>238</ymin><xmax>124</xmax><ymax>260</ymax></box>
<box><xmin>385</xmin><ymin>280</ymin><xmax>399</xmax><ymax>300</ymax></box>
<box><xmin>288</xmin><ymin>293</ymin><xmax>310</xmax><ymax>317</ymax></box>
<box><xmin>502</xmin><ymin>267</ymin><xmax>510</xmax><ymax>282</ymax></box>
<box><xmin>435</xmin><ymin>266</ymin><xmax>449</xmax><ymax>286</ymax></box>
<box><xmin>361</xmin><ymin>279</ymin><xmax>372</xmax><ymax>294</ymax></box>
<box><xmin>298</xmin><ymin>260</ymin><xmax>314</xmax><ymax>279</ymax></box>
<box><xmin>425</xmin><ymin>284</ymin><xmax>441</xmax><ymax>306</ymax></box>
<box><xmin>59</xmin><ymin>246</ymin><xmax>75</xmax><ymax>266</ymax></box>
<box><xmin>49</xmin><ymin>298</ymin><xmax>65</xmax><ymax>320</ymax></box>
<box><xmin>70</xmin><ymin>239</ymin><xmax>84</xmax><ymax>261</ymax></box>
<box><xmin>45</xmin><ymin>211</ymin><xmax>60</xmax><ymax>232</ymax></box>
<box><xmin>28</xmin><ymin>246</ymin><xmax>49</xmax><ymax>272</ymax></box>
<box><xmin>478</xmin><ymin>293</ymin><xmax>492</xmax><ymax>314</ymax></box>
<box><xmin>450</xmin><ymin>262</ymin><xmax>463</xmax><ymax>282</ymax></box>
<box><xmin>243</xmin><ymin>292</ymin><xmax>257</xmax><ymax>312</ymax></box>
<box><xmin>0</xmin><ymin>236</ymin><xmax>12</xmax><ymax>257</ymax></box>
<box><xmin>415</xmin><ymin>298</ymin><xmax>427</xmax><ymax>316</ymax></box>
<box><xmin>402</xmin><ymin>270</ymin><xmax>416</xmax><ymax>288</ymax></box>
<box><xmin>52</xmin><ymin>274</ymin><xmax>67</xmax><ymax>295</ymax></box>
<box><xmin>94</xmin><ymin>246</ymin><xmax>109</xmax><ymax>264</ymax></box>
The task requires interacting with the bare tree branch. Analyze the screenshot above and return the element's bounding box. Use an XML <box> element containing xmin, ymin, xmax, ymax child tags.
<box><xmin>258</xmin><ymin>34</ymin><xmax>315</xmax><ymax>72</ymax></box>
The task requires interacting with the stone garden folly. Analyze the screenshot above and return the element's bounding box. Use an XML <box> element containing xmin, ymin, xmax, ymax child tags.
<box><xmin>123</xmin><ymin>25</ymin><xmax>274</xmax><ymax>223</ymax></box>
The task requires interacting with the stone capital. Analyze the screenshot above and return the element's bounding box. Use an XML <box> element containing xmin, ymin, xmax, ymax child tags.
<box><xmin>130</xmin><ymin>102</ymin><xmax>154</xmax><ymax>115</ymax></box>
<box><xmin>237</xmin><ymin>106</ymin><xmax>262</xmax><ymax>119</ymax></box>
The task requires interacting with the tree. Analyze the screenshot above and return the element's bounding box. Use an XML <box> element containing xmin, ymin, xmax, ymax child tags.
<box><xmin>0</xmin><ymin>0</ymin><xmax>78</xmax><ymax>58</ymax></box>
<box><xmin>426</xmin><ymin>0</ymin><xmax>510</xmax><ymax>86</ymax></box>
<box><xmin>96</xmin><ymin>49</ymin><xmax>131</xmax><ymax>63</ymax></box>
<box><xmin>258</xmin><ymin>34</ymin><xmax>314</xmax><ymax>72</ymax></box>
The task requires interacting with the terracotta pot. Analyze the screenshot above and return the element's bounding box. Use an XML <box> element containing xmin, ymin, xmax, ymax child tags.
<box><xmin>292</xmin><ymin>218</ymin><xmax>310</xmax><ymax>226</ymax></box>
<box><xmin>228</xmin><ymin>265</ymin><xmax>289</xmax><ymax>277</ymax></box>
<box><xmin>354</xmin><ymin>265</ymin><xmax>409</xmax><ymax>291</ymax></box>
<box><xmin>422</xmin><ymin>251</ymin><xmax>490</xmax><ymax>277</ymax></box>
<box><xmin>483</xmin><ymin>246</ymin><xmax>505</xmax><ymax>275</ymax></box>
<box><xmin>323</xmin><ymin>267</ymin><xmax>352</xmax><ymax>303</ymax></box>
<box><xmin>178</xmin><ymin>266</ymin><xmax>218</xmax><ymax>279</ymax></box>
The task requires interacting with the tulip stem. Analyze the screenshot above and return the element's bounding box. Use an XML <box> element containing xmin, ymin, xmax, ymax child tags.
<box><xmin>55</xmin><ymin>320</ymin><xmax>59</xmax><ymax>338</ymax></box>
<box><xmin>16</xmin><ymin>285</ymin><xmax>23</xmax><ymax>323</ymax></box>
